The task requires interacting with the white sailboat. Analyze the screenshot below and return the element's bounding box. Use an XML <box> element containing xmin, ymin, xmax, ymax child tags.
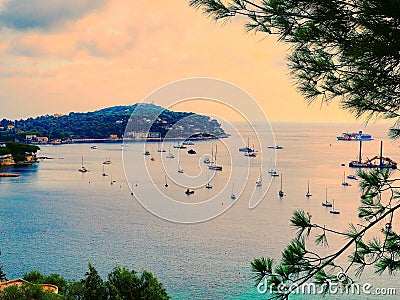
<box><xmin>110</xmin><ymin>174</ymin><xmax>116</xmax><ymax>185</ymax></box>
<box><xmin>230</xmin><ymin>183</ymin><xmax>236</xmax><ymax>200</ymax></box>
<box><xmin>330</xmin><ymin>199</ymin><xmax>340</xmax><ymax>214</ymax></box>
<box><xmin>143</xmin><ymin>143</ymin><xmax>150</xmax><ymax>156</ymax></box>
<box><xmin>208</xmin><ymin>145</ymin><xmax>222</xmax><ymax>171</ymax></box>
<box><xmin>256</xmin><ymin>170</ymin><xmax>262</xmax><ymax>187</ymax></box>
<box><xmin>164</xmin><ymin>174</ymin><xmax>168</xmax><ymax>187</ymax></box>
<box><xmin>78</xmin><ymin>156</ymin><xmax>88</xmax><ymax>173</ymax></box>
<box><xmin>322</xmin><ymin>188</ymin><xmax>333</xmax><ymax>207</ymax></box>
<box><xmin>342</xmin><ymin>171</ymin><xmax>349</xmax><ymax>186</ymax></box>
<box><xmin>166</xmin><ymin>144</ymin><xmax>175</xmax><ymax>159</ymax></box>
<box><xmin>278</xmin><ymin>174</ymin><xmax>284</xmax><ymax>197</ymax></box>
<box><xmin>102</xmin><ymin>164</ymin><xmax>108</xmax><ymax>176</ymax></box>
<box><xmin>239</xmin><ymin>137</ymin><xmax>254</xmax><ymax>153</ymax></box>
<box><xmin>157</xmin><ymin>138</ymin><xmax>166</xmax><ymax>152</ymax></box>
<box><xmin>205</xmin><ymin>176</ymin><xmax>213</xmax><ymax>189</ymax></box>
<box><xmin>178</xmin><ymin>160</ymin><xmax>184</xmax><ymax>173</ymax></box>
<box><xmin>306</xmin><ymin>179</ymin><xmax>312</xmax><ymax>197</ymax></box>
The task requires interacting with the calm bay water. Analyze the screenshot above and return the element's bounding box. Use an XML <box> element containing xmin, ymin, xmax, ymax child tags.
<box><xmin>1</xmin><ymin>122</ymin><xmax>399</xmax><ymax>299</ymax></box>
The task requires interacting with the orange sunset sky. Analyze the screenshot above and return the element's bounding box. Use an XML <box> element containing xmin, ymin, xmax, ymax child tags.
<box><xmin>0</xmin><ymin>0</ymin><xmax>364</xmax><ymax>122</ymax></box>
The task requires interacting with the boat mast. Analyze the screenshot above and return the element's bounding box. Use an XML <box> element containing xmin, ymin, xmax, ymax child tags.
<box><xmin>380</xmin><ymin>140</ymin><xmax>383</xmax><ymax>167</ymax></box>
<box><xmin>358</xmin><ymin>140</ymin><xmax>362</xmax><ymax>163</ymax></box>
<box><xmin>325</xmin><ymin>187</ymin><xmax>327</xmax><ymax>202</ymax></box>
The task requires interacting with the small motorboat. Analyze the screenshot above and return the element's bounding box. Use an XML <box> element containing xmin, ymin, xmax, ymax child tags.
<box><xmin>347</xmin><ymin>174</ymin><xmax>358</xmax><ymax>180</ymax></box>
<box><xmin>268</xmin><ymin>145</ymin><xmax>283</xmax><ymax>149</ymax></box>
<box><xmin>188</xmin><ymin>149</ymin><xmax>197</xmax><ymax>155</ymax></box>
<box><xmin>79</xmin><ymin>166</ymin><xmax>88</xmax><ymax>173</ymax></box>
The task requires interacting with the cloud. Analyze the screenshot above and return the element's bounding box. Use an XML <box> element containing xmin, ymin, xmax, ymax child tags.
<box><xmin>8</xmin><ymin>33</ymin><xmax>77</xmax><ymax>57</ymax></box>
<box><xmin>0</xmin><ymin>0</ymin><xmax>108</xmax><ymax>30</ymax></box>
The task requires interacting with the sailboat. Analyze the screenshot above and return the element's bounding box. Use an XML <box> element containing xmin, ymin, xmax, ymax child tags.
<box><xmin>78</xmin><ymin>156</ymin><xmax>88</xmax><ymax>173</ymax></box>
<box><xmin>322</xmin><ymin>188</ymin><xmax>333</xmax><ymax>207</ymax></box>
<box><xmin>330</xmin><ymin>199</ymin><xmax>340</xmax><ymax>214</ymax></box>
<box><xmin>157</xmin><ymin>138</ymin><xmax>166</xmax><ymax>152</ymax></box>
<box><xmin>245</xmin><ymin>145</ymin><xmax>257</xmax><ymax>157</ymax></box>
<box><xmin>306</xmin><ymin>179</ymin><xmax>312</xmax><ymax>197</ymax></box>
<box><xmin>256</xmin><ymin>170</ymin><xmax>262</xmax><ymax>187</ymax></box>
<box><xmin>178</xmin><ymin>160</ymin><xmax>184</xmax><ymax>173</ymax></box>
<box><xmin>166</xmin><ymin>144</ymin><xmax>175</xmax><ymax>159</ymax></box>
<box><xmin>103</xmin><ymin>158</ymin><xmax>111</xmax><ymax>164</ymax></box>
<box><xmin>164</xmin><ymin>174</ymin><xmax>168</xmax><ymax>187</ymax></box>
<box><xmin>208</xmin><ymin>145</ymin><xmax>222</xmax><ymax>171</ymax></box>
<box><xmin>278</xmin><ymin>174</ymin><xmax>284</xmax><ymax>197</ymax></box>
<box><xmin>239</xmin><ymin>137</ymin><xmax>254</xmax><ymax>153</ymax></box>
<box><xmin>205</xmin><ymin>176</ymin><xmax>213</xmax><ymax>189</ymax></box>
<box><xmin>230</xmin><ymin>183</ymin><xmax>236</xmax><ymax>200</ymax></box>
<box><xmin>342</xmin><ymin>171</ymin><xmax>349</xmax><ymax>186</ymax></box>
<box><xmin>208</xmin><ymin>147</ymin><xmax>215</xmax><ymax>164</ymax></box>
<box><xmin>102</xmin><ymin>164</ymin><xmax>108</xmax><ymax>176</ymax></box>
<box><xmin>143</xmin><ymin>143</ymin><xmax>150</xmax><ymax>156</ymax></box>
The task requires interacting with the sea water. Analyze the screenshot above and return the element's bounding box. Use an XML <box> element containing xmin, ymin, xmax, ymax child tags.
<box><xmin>0</xmin><ymin>122</ymin><xmax>399</xmax><ymax>299</ymax></box>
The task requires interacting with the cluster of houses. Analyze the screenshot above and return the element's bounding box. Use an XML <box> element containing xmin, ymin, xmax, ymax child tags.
<box><xmin>25</xmin><ymin>134</ymin><xmax>49</xmax><ymax>144</ymax></box>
